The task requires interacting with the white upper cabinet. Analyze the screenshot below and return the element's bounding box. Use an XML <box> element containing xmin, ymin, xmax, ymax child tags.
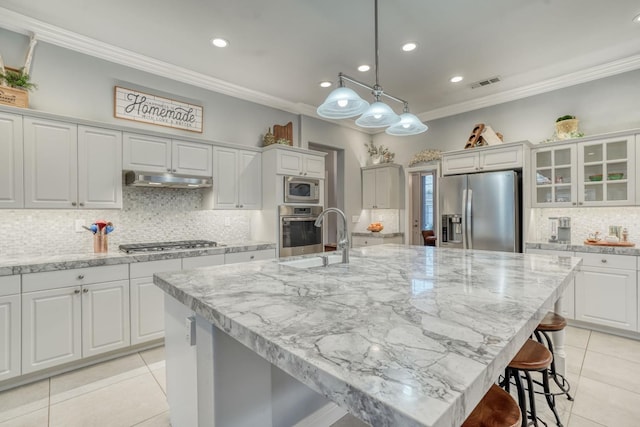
<box><xmin>0</xmin><ymin>112</ymin><xmax>23</xmax><ymax>208</ymax></box>
<box><xmin>78</xmin><ymin>126</ymin><xmax>123</xmax><ymax>209</ymax></box>
<box><xmin>24</xmin><ymin>118</ymin><xmax>79</xmax><ymax>209</ymax></box>
<box><xmin>276</xmin><ymin>150</ymin><xmax>325</xmax><ymax>178</ymax></box>
<box><xmin>442</xmin><ymin>144</ymin><xmax>523</xmax><ymax>176</ymax></box>
<box><xmin>24</xmin><ymin>119</ymin><xmax>122</xmax><ymax>209</ymax></box>
<box><xmin>212</xmin><ymin>147</ymin><xmax>261</xmax><ymax>209</ymax></box>
<box><xmin>123</xmin><ymin>133</ymin><xmax>212</xmax><ymax>177</ymax></box>
<box><xmin>532</xmin><ymin>145</ymin><xmax>577</xmax><ymax>207</ymax></box>
<box><xmin>362</xmin><ymin>164</ymin><xmax>401</xmax><ymax>209</ymax></box>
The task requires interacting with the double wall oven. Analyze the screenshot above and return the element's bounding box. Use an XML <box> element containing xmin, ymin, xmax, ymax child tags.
<box><xmin>279</xmin><ymin>205</ymin><xmax>323</xmax><ymax>257</ymax></box>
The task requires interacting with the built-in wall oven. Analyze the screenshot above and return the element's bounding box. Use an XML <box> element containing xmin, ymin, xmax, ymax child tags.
<box><xmin>279</xmin><ymin>205</ymin><xmax>323</xmax><ymax>257</ymax></box>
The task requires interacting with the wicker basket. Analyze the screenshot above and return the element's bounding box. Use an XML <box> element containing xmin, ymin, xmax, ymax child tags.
<box><xmin>555</xmin><ymin>119</ymin><xmax>579</xmax><ymax>135</ymax></box>
<box><xmin>0</xmin><ymin>86</ymin><xmax>28</xmax><ymax>108</ymax></box>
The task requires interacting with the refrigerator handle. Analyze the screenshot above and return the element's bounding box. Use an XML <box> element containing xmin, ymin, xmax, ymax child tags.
<box><xmin>466</xmin><ymin>189</ymin><xmax>473</xmax><ymax>249</ymax></box>
<box><xmin>461</xmin><ymin>189</ymin><xmax>467</xmax><ymax>249</ymax></box>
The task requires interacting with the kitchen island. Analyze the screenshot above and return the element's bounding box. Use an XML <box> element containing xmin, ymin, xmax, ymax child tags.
<box><xmin>154</xmin><ymin>244</ymin><xmax>581</xmax><ymax>427</ymax></box>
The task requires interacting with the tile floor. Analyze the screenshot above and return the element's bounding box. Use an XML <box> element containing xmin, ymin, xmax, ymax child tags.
<box><xmin>1</xmin><ymin>326</ymin><xmax>639</xmax><ymax>426</ymax></box>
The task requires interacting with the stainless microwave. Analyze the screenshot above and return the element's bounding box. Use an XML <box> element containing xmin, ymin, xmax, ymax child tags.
<box><xmin>283</xmin><ymin>176</ymin><xmax>320</xmax><ymax>204</ymax></box>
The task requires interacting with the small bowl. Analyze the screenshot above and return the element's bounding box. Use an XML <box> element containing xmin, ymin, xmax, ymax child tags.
<box><xmin>607</xmin><ymin>173</ymin><xmax>624</xmax><ymax>180</ymax></box>
<box><xmin>588</xmin><ymin>174</ymin><xmax>603</xmax><ymax>182</ymax></box>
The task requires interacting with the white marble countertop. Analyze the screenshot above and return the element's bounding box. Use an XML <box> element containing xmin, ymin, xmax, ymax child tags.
<box><xmin>351</xmin><ymin>231</ymin><xmax>404</xmax><ymax>237</ymax></box>
<box><xmin>154</xmin><ymin>244</ymin><xmax>581</xmax><ymax>427</ymax></box>
<box><xmin>526</xmin><ymin>242</ymin><xmax>640</xmax><ymax>256</ymax></box>
<box><xmin>0</xmin><ymin>241</ymin><xmax>276</xmax><ymax>276</ymax></box>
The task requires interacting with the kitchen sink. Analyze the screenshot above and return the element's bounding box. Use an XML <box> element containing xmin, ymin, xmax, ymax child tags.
<box><xmin>279</xmin><ymin>254</ymin><xmax>344</xmax><ymax>269</ymax></box>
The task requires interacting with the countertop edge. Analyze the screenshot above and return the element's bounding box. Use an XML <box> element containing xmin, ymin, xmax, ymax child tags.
<box><xmin>525</xmin><ymin>242</ymin><xmax>640</xmax><ymax>256</ymax></box>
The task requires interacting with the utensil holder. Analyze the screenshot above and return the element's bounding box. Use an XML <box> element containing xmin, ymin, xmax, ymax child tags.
<box><xmin>93</xmin><ymin>234</ymin><xmax>108</xmax><ymax>253</ymax></box>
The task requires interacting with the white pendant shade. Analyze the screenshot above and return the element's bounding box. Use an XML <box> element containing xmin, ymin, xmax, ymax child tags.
<box><xmin>317</xmin><ymin>87</ymin><xmax>370</xmax><ymax>119</ymax></box>
<box><xmin>385</xmin><ymin>112</ymin><xmax>429</xmax><ymax>136</ymax></box>
<box><xmin>355</xmin><ymin>102</ymin><xmax>401</xmax><ymax>128</ymax></box>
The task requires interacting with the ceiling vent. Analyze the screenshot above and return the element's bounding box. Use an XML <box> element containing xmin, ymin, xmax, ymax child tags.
<box><xmin>470</xmin><ymin>76</ymin><xmax>502</xmax><ymax>89</ymax></box>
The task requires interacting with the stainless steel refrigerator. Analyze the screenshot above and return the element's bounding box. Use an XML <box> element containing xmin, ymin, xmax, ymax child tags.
<box><xmin>439</xmin><ymin>170</ymin><xmax>521</xmax><ymax>252</ymax></box>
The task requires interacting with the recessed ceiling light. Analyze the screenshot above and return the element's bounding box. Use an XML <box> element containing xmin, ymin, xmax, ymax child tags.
<box><xmin>358</xmin><ymin>65</ymin><xmax>370</xmax><ymax>72</ymax></box>
<box><xmin>211</xmin><ymin>38</ymin><xmax>229</xmax><ymax>48</ymax></box>
<box><xmin>634</xmin><ymin>13</ymin><xmax>640</xmax><ymax>23</ymax></box>
<box><xmin>450</xmin><ymin>76</ymin><xmax>464</xmax><ymax>83</ymax></box>
<box><xmin>402</xmin><ymin>42</ymin><xmax>417</xmax><ymax>52</ymax></box>
<box><xmin>319</xmin><ymin>81</ymin><xmax>332</xmax><ymax>88</ymax></box>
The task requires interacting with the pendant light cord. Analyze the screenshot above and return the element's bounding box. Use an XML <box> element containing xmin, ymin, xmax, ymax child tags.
<box><xmin>374</xmin><ymin>0</ymin><xmax>380</xmax><ymax>92</ymax></box>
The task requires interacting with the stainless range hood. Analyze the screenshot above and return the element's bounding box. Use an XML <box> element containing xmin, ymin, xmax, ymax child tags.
<box><xmin>124</xmin><ymin>171</ymin><xmax>212</xmax><ymax>188</ymax></box>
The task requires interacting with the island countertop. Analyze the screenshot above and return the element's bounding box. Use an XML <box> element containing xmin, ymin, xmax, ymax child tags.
<box><xmin>154</xmin><ymin>244</ymin><xmax>581</xmax><ymax>427</ymax></box>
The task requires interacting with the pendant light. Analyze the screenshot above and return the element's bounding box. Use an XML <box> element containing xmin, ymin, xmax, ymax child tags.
<box><xmin>316</xmin><ymin>0</ymin><xmax>427</xmax><ymax>136</ymax></box>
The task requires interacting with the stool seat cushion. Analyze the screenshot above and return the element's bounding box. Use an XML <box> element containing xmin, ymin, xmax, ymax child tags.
<box><xmin>536</xmin><ymin>311</ymin><xmax>567</xmax><ymax>332</ymax></box>
<box><xmin>462</xmin><ymin>384</ymin><xmax>521</xmax><ymax>427</ymax></box>
<box><xmin>509</xmin><ymin>339</ymin><xmax>552</xmax><ymax>371</ymax></box>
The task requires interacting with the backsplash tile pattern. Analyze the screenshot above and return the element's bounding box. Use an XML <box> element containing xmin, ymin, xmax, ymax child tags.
<box><xmin>532</xmin><ymin>207</ymin><xmax>640</xmax><ymax>244</ymax></box>
<box><xmin>353</xmin><ymin>209</ymin><xmax>400</xmax><ymax>233</ymax></box>
<box><xmin>0</xmin><ymin>187</ymin><xmax>253</xmax><ymax>256</ymax></box>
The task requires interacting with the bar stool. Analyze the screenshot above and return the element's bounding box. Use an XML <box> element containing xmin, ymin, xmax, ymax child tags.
<box><xmin>462</xmin><ymin>384</ymin><xmax>521</xmax><ymax>427</ymax></box>
<box><xmin>504</xmin><ymin>339</ymin><xmax>563</xmax><ymax>427</ymax></box>
<box><xmin>534</xmin><ymin>312</ymin><xmax>573</xmax><ymax>401</ymax></box>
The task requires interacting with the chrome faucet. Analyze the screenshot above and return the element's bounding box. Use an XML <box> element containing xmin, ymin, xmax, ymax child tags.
<box><xmin>314</xmin><ymin>207</ymin><xmax>349</xmax><ymax>264</ymax></box>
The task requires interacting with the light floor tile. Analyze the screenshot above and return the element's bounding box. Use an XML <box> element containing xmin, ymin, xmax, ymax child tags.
<box><xmin>331</xmin><ymin>414</ymin><xmax>370</xmax><ymax>427</ymax></box>
<box><xmin>0</xmin><ymin>379</ymin><xmax>49</xmax><ymax>423</ymax></box>
<box><xmin>568</xmin><ymin>413</ymin><xmax>606</xmax><ymax>426</ymax></box>
<box><xmin>587</xmin><ymin>331</ymin><xmax>640</xmax><ymax>363</ymax></box>
<box><xmin>572</xmin><ymin>376</ymin><xmax>640</xmax><ymax>427</ymax></box>
<box><xmin>139</xmin><ymin>346</ymin><xmax>165</xmax><ymax>367</ymax></box>
<box><xmin>0</xmin><ymin>408</ymin><xmax>48</xmax><ymax>427</ymax></box>
<box><xmin>565</xmin><ymin>344</ymin><xmax>586</xmax><ymax>376</ymax></box>
<box><xmin>565</xmin><ymin>326</ymin><xmax>591</xmax><ymax>349</ymax></box>
<box><xmin>50</xmin><ymin>353</ymin><xmax>146</xmax><ymax>398</ymax></box>
<box><xmin>151</xmin><ymin>367</ymin><xmax>166</xmax><ymax>394</ymax></box>
<box><xmin>49</xmin><ymin>373</ymin><xmax>168</xmax><ymax>427</ymax></box>
<box><xmin>132</xmin><ymin>410</ymin><xmax>171</xmax><ymax>427</ymax></box>
<box><xmin>581</xmin><ymin>350</ymin><xmax>640</xmax><ymax>394</ymax></box>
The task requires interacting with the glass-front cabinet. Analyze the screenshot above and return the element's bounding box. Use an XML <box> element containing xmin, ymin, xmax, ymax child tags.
<box><xmin>578</xmin><ymin>136</ymin><xmax>635</xmax><ymax>206</ymax></box>
<box><xmin>532</xmin><ymin>145</ymin><xmax>576</xmax><ymax>207</ymax></box>
<box><xmin>532</xmin><ymin>134</ymin><xmax>636</xmax><ymax>207</ymax></box>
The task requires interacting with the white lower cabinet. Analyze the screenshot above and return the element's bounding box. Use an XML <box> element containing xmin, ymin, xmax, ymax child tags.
<box><xmin>351</xmin><ymin>235</ymin><xmax>403</xmax><ymax>248</ymax></box>
<box><xmin>0</xmin><ymin>293</ymin><xmax>21</xmax><ymax>381</ymax></box>
<box><xmin>22</xmin><ymin>287</ymin><xmax>82</xmax><ymax>374</ymax></box>
<box><xmin>224</xmin><ymin>249</ymin><xmax>276</xmax><ymax>264</ymax></box>
<box><xmin>82</xmin><ymin>280</ymin><xmax>130</xmax><ymax>358</ymax></box>
<box><xmin>525</xmin><ymin>248</ymin><xmax>576</xmax><ymax>319</ymax></box>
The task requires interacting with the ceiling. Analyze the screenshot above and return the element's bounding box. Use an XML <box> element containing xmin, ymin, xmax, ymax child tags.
<box><xmin>1</xmin><ymin>0</ymin><xmax>640</xmax><ymax>125</ymax></box>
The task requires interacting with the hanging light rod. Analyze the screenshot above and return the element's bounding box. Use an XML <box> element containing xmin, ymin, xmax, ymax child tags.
<box><xmin>316</xmin><ymin>0</ymin><xmax>428</xmax><ymax>136</ymax></box>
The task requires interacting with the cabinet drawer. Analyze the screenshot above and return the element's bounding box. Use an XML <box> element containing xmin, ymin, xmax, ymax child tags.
<box><xmin>225</xmin><ymin>249</ymin><xmax>275</xmax><ymax>264</ymax></box>
<box><xmin>23</xmin><ymin>264</ymin><xmax>129</xmax><ymax>293</ymax></box>
<box><xmin>0</xmin><ymin>275</ymin><xmax>20</xmax><ymax>296</ymax></box>
<box><xmin>578</xmin><ymin>252</ymin><xmax>636</xmax><ymax>270</ymax></box>
<box><xmin>352</xmin><ymin>236</ymin><xmax>384</xmax><ymax>247</ymax></box>
<box><xmin>182</xmin><ymin>254</ymin><xmax>225</xmax><ymax>269</ymax></box>
<box><xmin>130</xmin><ymin>259</ymin><xmax>182</xmax><ymax>279</ymax></box>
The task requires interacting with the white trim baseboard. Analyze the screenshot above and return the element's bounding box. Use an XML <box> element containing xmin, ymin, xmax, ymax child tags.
<box><xmin>292</xmin><ymin>402</ymin><xmax>349</xmax><ymax>427</ymax></box>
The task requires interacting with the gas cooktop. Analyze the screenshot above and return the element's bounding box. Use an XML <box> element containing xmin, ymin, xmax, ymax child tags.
<box><xmin>119</xmin><ymin>240</ymin><xmax>217</xmax><ymax>254</ymax></box>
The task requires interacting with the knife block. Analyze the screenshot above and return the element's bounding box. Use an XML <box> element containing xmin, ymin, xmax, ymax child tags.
<box><xmin>93</xmin><ymin>234</ymin><xmax>108</xmax><ymax>253</ymax></box>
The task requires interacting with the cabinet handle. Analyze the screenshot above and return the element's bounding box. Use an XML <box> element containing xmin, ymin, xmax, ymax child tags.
<box><xmin>250</xmin><ymin>255</ymin><xmax>255</xmax><ymax>260</ymax></box>
<box><xmin>304</xmin><ymin>172</ymin><xmax>307</xmax><ymax>176</ymax></box>
<box><xmin>74</xmin><ymin>289</ymin><xmax>80</xmax><ymax>294</ymax></box>
<box><xmin>172</xmin><ymin>169</ymin><xmax>177</xmax><ymax>172</ymax></box>
<box><xmin>83</xmin><ymin>288</ymin><xmax>89</xmax><ymax>293</ymax></box>
<box><xmin>167</xmin><ymin>168</ymin><xmax>172</xmax><ymax>172</ymax></box>
<box><xmin>364</xmin><ymin>241</ymin><xmax>368</xmax><ymax>245</ymax></box>
<box><xmin>79</xmin><ymin>202</ymin><xmax>85</xmax><ymax>207</ymax></box>
<box><xmin>71</xmin><ymin>202</ymin><xmax>77</xmax><ymax>206</ymax></box>
<box><xmin>239</xmin><ymin>204</ymin><xmax>243</xmax><ymax>208</ymax></box>
<box><xmin>299</xmin><ymin>172</ymin><xmax>303</xmax><ymax>175</ymax></box>
<box><xmin>77</xmin><ymin>274</ymin><xmax>85</xmax><ymax>280</ymax></box>
<box><xmin>601</xmin><ymin>259</ymin><xmax>608</xmax><ymax>264</ymax></box>
<box><xmin>578</xmin><ymin>202</ymin><xmax>583</xmax><ymax>205</ymax></box>
<box><xmin>572</xmin><ymin>202</ymin><xmax>577</xmax><ymax>205</ymax></box>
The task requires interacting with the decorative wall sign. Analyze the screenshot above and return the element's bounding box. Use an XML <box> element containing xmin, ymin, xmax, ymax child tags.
<box><xmin>114</xmin><ymin>86</ymin><xmax>203</xmax><ymax>133</ymax></box>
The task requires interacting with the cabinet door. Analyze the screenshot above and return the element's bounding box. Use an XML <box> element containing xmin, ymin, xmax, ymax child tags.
<box><xmin>238</xmin><ymin>150</ymin><xmax>262</xmax><ymax>209</ymax></box>
<box><xmin>0</xmin><ymin>294</ymin><xmax>20</xmax><ymax>381</ymax></box>
<box><xmin>24</xmin><ymin>118</ymin><xmax>78</xmax><ymax>209</ymax></box>
<box><xmin>78</xmin><ymin>126</ymin><xmax>122</xmax><ymax>209</ymax></box>
<box><xmin>575</xmin><ymin>267</ymin><xmax>637</xmax><ymax>331</ymax></box>
<box><xmin>22</xmin><ymin>287</ymin><xmax>82</xmax><ymax>374</ymax></box>
<box><xmin>213</xmin><ymin>147</ymin><xmax>239</xmax><ymax>208</ymax></box>
<box><xmin>0</xmin><ymin>112</ymin><xmax>23</xmax><ymax>208</ymax></box>
<box><xmin>480</xmin><ymin>145</ymin><xmax>522</xmax><ymax>171</ymax></box>
<box><xmin>276</xmin><ymin>151</ymin><xmax>303</xmax><ymax>175</ymax></box>
<box><xmin>578</xmin><ymin>136</ymin><xmax>635</xmax><ymax>206</ymax></box>
<box><xmin>374</xmin><ymin>168</ymin><xmax>397</xmax><ymax>208</ymax></box>
<box><xmin>362</xmin><ymin>169</ymin><xmax>377</xmax><ymax>208</ymax></box>
<box><xmin>172</xmin><ymin>140</ymin><xmax>212</xmax><ymax>177</ymax></box>
<box><xmin>82</xmin><ymin>280</ymin><xmax>130</xmax><ymax>358</ymax></box>
<box><xmin>303</xmin><ymin>155</ymin><xmax>325</xmax><ymax>178</ymax></box>
<box><xmin>123</xmin><ymin>133</ymin><xmax>172</xmax><ymax>173</ymax></box>
<box><xmin>441</xmin><ymin>153</ymin><xmax>479</xmax><ymax>175</ymax></box>
<box><xmin>531</xmin><ymin>146</ymin><xmax>576</xmax><ymax>207</ymax></box>
<box><xmin>130</xmin><ymin>277</ymin><xmax>165</xmax><ymax>345</ymax></box>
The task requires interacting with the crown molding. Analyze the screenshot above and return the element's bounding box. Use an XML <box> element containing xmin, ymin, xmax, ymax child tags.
<box><xmin>2</xmin><ymin>7</ymin><xmax>639</xmax><ymax>129</ymax></box>
<box><xmin>418</xmin><ymin>53</ymin><xmax>640</xmax><ymax>123</ymax></box>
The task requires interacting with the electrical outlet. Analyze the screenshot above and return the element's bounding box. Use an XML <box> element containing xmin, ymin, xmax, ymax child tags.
<box><xmin>224</xmin><ymin>217</ymin><xmax>231</xmax><ymax>227</ymax></box>
<box><xmin>352</xmin><ymin>215</ymin><xmax>360</xmax><ymax>223</ymax></box>
<box><xmin>74</xmin><ymin>219</ymin><xmax>85</xmax><ymax>233</ymax></box>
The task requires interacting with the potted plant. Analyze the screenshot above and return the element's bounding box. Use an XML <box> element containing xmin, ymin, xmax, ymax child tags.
<box><xmin>0</xmin><ymin>68</ymin><xmax>37</xmax><ymax>91</ymax></box>
<box><xmin>555</xmin><ymin>115</ymin><xmax>579</xmax><ymax>135</ymax></box>
<box><xmin>0</xmin><ymin>34</ymin><xmax>38</xmax><ymax>108</ymax></box>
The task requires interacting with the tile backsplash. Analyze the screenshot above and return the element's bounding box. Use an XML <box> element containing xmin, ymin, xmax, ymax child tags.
<box><xmin>0</xmin><ymin>187</ymin><xmax>254</xmax><ymax>256</ymax></box>
<box><xmin>531</xmin><ymin>207</ymin><xmax>640</xmax><ymax>244</ymax></box>
<box><xmin>353</xmin><ymin>209</ymin><xmax>400</xmax><ymax>233</ymax></box>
